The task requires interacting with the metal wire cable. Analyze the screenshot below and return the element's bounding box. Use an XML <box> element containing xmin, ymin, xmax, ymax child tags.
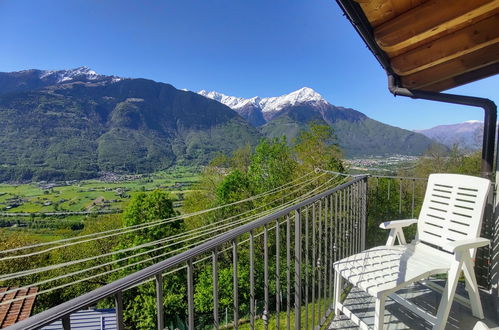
<box><xmin>0</xmin><ymin>176</ymin><xmax>345</xmax><ymax>305</ymax></box>
<box><xmin>0</xmin><ymin>171</ymin><xmax>321</xmax><ymax>260</ymax></box>
<box><xmin>0</xmin><ymin>174</ymin><xmax>338</xmax><ymax>282</ymax></box>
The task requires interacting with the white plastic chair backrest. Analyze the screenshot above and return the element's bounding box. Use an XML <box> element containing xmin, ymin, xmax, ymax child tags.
<box><xmin>417</xmin><ymin>173</ymin><xmax>490</xmax><ymax>253</ymax></box>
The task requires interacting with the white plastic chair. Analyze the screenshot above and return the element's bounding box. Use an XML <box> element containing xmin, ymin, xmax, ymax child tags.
<box><xmin>333</xmin><ymin>173</ymin><xmax>491</xmax><ymax>330</ymax></box>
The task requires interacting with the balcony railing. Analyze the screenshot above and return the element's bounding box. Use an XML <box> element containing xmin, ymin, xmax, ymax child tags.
<box><xmin>8</xmin><ymin>175</ymin><xmax>368</xmax><ymax>330</ymax></box>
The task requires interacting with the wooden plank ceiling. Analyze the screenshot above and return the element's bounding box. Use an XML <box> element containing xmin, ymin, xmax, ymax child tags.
<box><xmin>355</xmin><ymin>0</ymin><xmax>499</xmax><ymax>92</ymax></box>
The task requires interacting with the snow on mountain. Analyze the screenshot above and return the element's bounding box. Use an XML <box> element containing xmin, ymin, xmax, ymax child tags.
<box><xmin>198</xmin><ymin>86</ymin><xmax>329</xmax><ymax>122</ymax></box>
<box><xmin>259</xmin><ymin>87</ymin><xmax>327</xmax><ymax>112</ymax></box>
<box><xmin>198</xmin><ymin>90</ymin><xmax>260</xmax><ymax>110</ymax></box>
<box><xmin>38</xmin><ymin>66</ymin><xmax>122</xmax><ymax>84</ymax></box>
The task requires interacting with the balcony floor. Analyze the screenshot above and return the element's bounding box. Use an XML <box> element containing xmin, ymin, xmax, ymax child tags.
<box><xmin>329</xmin><ymin>281</ymin><xmax>499</xmax><ymax>330</ymax></box>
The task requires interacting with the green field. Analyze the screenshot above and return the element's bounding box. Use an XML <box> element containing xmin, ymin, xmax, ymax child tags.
<box><xmin>0</xmin><ymin>166</ymin><xmax>200</xmax><ymax>234</ymax></box>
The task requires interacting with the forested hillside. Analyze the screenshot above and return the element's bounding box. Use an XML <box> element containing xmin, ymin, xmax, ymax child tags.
<box><xmin>0</xmin><ymin>70</ymin><xmax>259</xmax><ymax>182</ymax></box>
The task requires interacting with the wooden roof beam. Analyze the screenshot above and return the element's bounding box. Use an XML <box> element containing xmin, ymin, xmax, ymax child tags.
<box><xmin>420</xmin><ymin>62</ymin><xmax>499</xmax><ymax>92</ymax></box>
<box><xmin>355</xmin><ymin>0</ymin><xmax>428</xmax><ymax>28</ymax></box>
<box><xmin>400</xmin><ymin>42</ymin><xmax>499</xmax><ymax>89</ymax></box>
<box><xmin>391</xmin><ymin>15</ymin><xmax>499</xmax><ymax>76</ymax></box>
<box><xmin>375</xmin><ymin>0</ymin><xmax>498</xmax><ymax>55</ymax></box>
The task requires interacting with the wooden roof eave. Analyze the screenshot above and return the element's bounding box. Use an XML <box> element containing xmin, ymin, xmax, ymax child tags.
<box><xmin>348</xmin><ymin>0</ymin><xmax>499</xmax><ymax>92</ymax></box>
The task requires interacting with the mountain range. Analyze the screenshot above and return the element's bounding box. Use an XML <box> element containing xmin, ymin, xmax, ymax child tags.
<box><xmin>198</xmin><ymin>88</ymin><xmax>439</xmax><ymax>157</ymax></box>
<box><xmin>0</xmin><ymin>67</ymin><xmax>441</xmax><ymax>181</ymax></box>
<box><xmin>416</xmin><ymin>121</ymin><xmax>484</xmax><ymax>151</ymax></box>
<box><xmin>0</xmin><ymin>67</ymin><xmax>259</xmax><ymax>181</ymax></box>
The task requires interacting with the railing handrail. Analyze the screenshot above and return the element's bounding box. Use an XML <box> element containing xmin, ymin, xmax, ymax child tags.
<box><xmin>8</xmin><ymin>175</ymin><xmax>368</xmax><ymax>330</ymax></box>
<box><xmin>316</xmin><ymin>168</ymin><xmax>427</xmax><ymax>181</ymax></box>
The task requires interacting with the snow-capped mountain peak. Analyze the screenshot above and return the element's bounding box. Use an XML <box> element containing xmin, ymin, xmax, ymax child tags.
<box><xmin>198</xmin><ymin>90</ymin><xmax>261</xmax><ymax>110</ymax></box>
<box><xmin>259</xmin><ymin>87</ymin><xmax>326</xmax><ymax>113</ymax></box>
<box><xmin>198</xmin><ymin>87</ymin><xmax>328</xmax><ymax>113</ymax></box>
<box><xmin>38</xmin><ymin>66</ymin><xmax>122</xmax><ymax>83</ymax></box>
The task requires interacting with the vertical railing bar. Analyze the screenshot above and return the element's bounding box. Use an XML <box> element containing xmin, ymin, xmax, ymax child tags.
<box><xmin>311</xmin><ymin>202</ymin><xmax>316</xmax><ymax>330</ymax></box>
<box><xmin>155</xmin><ymin>273</ymin><xmax>164</xmax><ymax>330</ymax></box>
<box><xmin>276</xmin><ymin>220</ymin><xmax>281</xmax><ymax>330</ymax></box>
<box><xmin>352</xmin><ymin>185</ymin><xmax>355</xmax><ymax>255</ymax></box>
<box><xmin>362</xmin><ymin>177</ymin><xmax>368</xmax><ymax>251</ymax></box>
<box><xmin>323</xmin><ymin>196</ymin><xmax>328</xmax><ymax>320</ymax></box>
<box><xmin>399</xmin><ymin>178</ymin><xmax>403</xmax><ymax>214</ymax></box>
<box><xmin>343</xmin><ymin>189</ymin><xmax>347</xmax><ymax>260</ymax></box>
<box><xmin>305</xmin><ymin>207</ymin><xmax>309</xmax><ymax>330</ymax></box>
<box><xmin>62</xmin><ymin>315</ymin><xmax>71</xmax><ymax>330</ymax></box>
<box><xmin>115</xmin><ymin>291</ymin><xmax>124</xmax><ymax>330</ymax></box>
<box><xmin>346</xmin><ymin>186</ymin><xmax>349</xmax><ymax>259</ymax></box>
<box><xmin>411</xmin><ymin>179</ymin><xmax>416</xmax><ymax>218</ymax></box>
<box><xmin>347</xmin><ymin>185</ymin><xmax>351</xmax><ymax>258</ymax></box>
<box><xmin>338</xmin><ymin>190</ymin><xmax>342</xmax><ymax>261</ymax></box>
<box><xmin>354</xmin><ymin>185</ymin><xmax>357</xmax><ymax>246</ymax></box>
<box><xmin>187</xmin><ymin>259</ymin><xmax>194</xmax><ymax>330</ymax></box>
<box><xmin>356</xmin><ymin>182</ymin><xmax>362</xmax><ymax>253</ymax></box>
<box><xmin>317</xmin><ymin>199</ymin><xmax>322</xmax><ymax>325</ymax></box>
<box><xmin>328</xmin><ymin>194</ymin><xmax>334</xmax><ymax>308</ymax></box>
<box><xmin>286</xmin><ymin>214</ymin><xmax>291</xmax><ymax>330</ymax></box>
<box><xmin>264</xmin><ymin>224</ymin><xmax>269</xmax><ymax>330</ymax></box>
<box><xmin>333</xmin><ymin>192</ymin><xmax>338</xmax><ymax>306</ymax></box>
<box><xmin>349</xmin><ymin>185</ymin><xmax>353</xmax><ymax>257</ymax></box>
<box><xmin>346</xmin><ymin>186</ymin><xmax>350</xmax><ymax>255</ymax></box>
<box><xmin>342</xmin><ymin>189</ymin><xmax>346</xmax><ymax>260</ymax></box>
<box><xmin>213</xmin><ymin>248</ymin><xmax>220</xmax><ymax>329</ymax></box>
<box><xmin>294</xmin><ymin>209</ymin><xmax>302</xmax><ymax>330</ymax></box>
<box><xmin>334</xmin><ymin>192</ymin><xmax>340</xmax><ymax>261</ymax></box>
<box><xmin>233</xmin><ymin>238</ymin><xmax>239</xmax><ymax>330</ymax></box>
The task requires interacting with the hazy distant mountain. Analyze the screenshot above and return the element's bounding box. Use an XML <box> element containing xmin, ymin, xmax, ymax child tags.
<box><xmin>199</xmin><ymin>88</ymin><xmax>441</xmax><ymax>157</ymax></box>
<box><xmin>415</xmin><ymin>121</ymin><xmax>483</xmax><ymax>150</ymax></box>
<box><xmin>0</xmin><ymin>68</ymin><xmax>259</xmax><ymax>182</ymax></box>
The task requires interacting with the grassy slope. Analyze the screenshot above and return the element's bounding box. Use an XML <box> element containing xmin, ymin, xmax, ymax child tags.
<box><xmin>0</xmin><ymin>166</ymin><xmax>199</xmax><ymax>214</ymax></box>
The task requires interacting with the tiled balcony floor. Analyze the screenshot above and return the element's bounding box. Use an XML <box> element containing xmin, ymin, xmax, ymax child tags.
<box><xmin>329</xmin><ymin>281</ymin><xmax>498</xmax><ymax>329</ymax></box>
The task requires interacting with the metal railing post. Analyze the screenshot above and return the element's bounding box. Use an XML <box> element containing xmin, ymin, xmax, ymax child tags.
<box><xmin>233</xmin><ymin>238</ymin><xmax>239</xmax><ymax>329</ymax></box>
<box><xmin>263</xmin><ymin>224</ymin><xmax>269</xmax><ymax>329</ymax></box>
<box><xmin>212</xmin><ymin>248</ymin><xmax>219</xmax><ymax>329</ymax></box>
<box><xmin>311</xmin><ymin>203</ymin><xmax>316</xmax><ymax>329</ymax></box>
<box><xmin>304</xmin><ymin>207</ymin><xmax>309</xmax><ymax>330</ymax></box>
<box><xmin>294</xmin><ymin>209</ymin><xmax>302</xmax><ymax>330</ymax></box>
<box><xmin>155</xmin><ymin>274</ymin><xmax>164</xmax><ymax>330</ymax></box>
<box><xmin>286</xmin><ymin>215</ymin><xmax>291</xmax><ymax>329</ymax></box>
<box><xmin>115</xmin><ymin>292</ymin><xmax>124</xmax><ymax>330</ymax></box>
<box><xmin>276</xmin><ymin>220</ymin><xmax>281</xmax><ymax>329</ymax></box>
<box><xmin>249</xmin><ymin>233</ymin><xmax>255</xmax><ymax>329</ymax></box>
<box><xmin>187</xmin><ymin>259</ymin><xmax>194</xmax><ymax>330</ymax></box>
<box><xmin>61</xmin><ymin>315</ymin><xmax>71</xmax><ymax>330</ymax></box>
<box><xmin>362</xmin><ymin>177</ymin><xmax>368</xmax><ymax>251</ymax></box>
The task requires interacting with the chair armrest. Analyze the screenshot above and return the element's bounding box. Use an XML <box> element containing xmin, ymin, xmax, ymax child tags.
<box><xmin>444</xmin><ymin>238</ymin><xmax>490</xmax><ymax>253</ymax></box>
<box><xmin>379</xmin><ymin>219</ymin><xmax>417</xmax><ymax>230</ymax></box>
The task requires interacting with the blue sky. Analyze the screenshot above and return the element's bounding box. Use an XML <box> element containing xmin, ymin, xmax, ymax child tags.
<box><xmin>1</xmin><ymin>0</ymin><xmax>497</xmax><ymax>130</ymax></box>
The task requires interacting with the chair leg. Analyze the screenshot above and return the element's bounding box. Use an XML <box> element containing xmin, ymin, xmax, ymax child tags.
<box><xmin>462</xmin><ymin>257</ymin><xmax>484</xmax><ymax>319</ymax></box>
<box><xmin>334</xmin><ymin>271</ymin><xmax>343</xmax><ymax>317</ymax></box>
<box><xmin>433</xmin><ymin>260</ymin><xmax>463</xmax><ymax>330</ymax></box>
<box><xmin>374</xmin><ymin>295</ymin><xmax>386</xmax><ymax>330</ymax></box>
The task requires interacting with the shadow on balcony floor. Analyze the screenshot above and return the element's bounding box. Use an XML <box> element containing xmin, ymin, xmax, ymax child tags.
<box><xmin>329</xmin><ymin>281</ymin><xmax>498</xmax><ymax>330</ymax></box>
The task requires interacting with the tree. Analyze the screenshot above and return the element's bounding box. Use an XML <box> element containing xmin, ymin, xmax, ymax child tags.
<box><xmin>247</xmin><ymin>137</ymin><xmax>297</xmax><ymax>193</ymax></box>
<box><xmin>413</xmin><ymin>145</ymin><xmax>480</xmax><ymax>178</ymax></box>
<box><xmin>294</xmin><ymin>122</ymin><xmax>345</xmax><ymax>173</ymax></box>
<box><xmin>115</xmin><ymin>190</ymin><xmax>186</xmax><ymax>329</ymax></box>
